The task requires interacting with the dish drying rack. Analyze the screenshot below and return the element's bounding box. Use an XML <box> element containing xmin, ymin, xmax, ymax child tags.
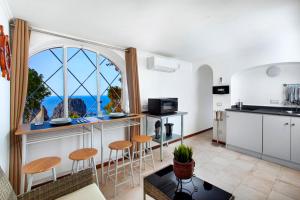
<box><xmin>283</xmin><ymin>83</ymin><xmax>300</xmax><ymax>106</ymax></box>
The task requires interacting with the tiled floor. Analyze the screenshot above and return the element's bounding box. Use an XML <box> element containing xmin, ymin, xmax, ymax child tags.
<box><xmin>99</xmin><ymin>130</ymin><xmax>300</xmax><ymax>200</ymax></box>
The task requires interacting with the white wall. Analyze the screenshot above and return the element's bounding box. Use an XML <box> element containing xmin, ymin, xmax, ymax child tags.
<box><xmin>0</xmin><ymin>0</ymin><xmax>12</xmax><ymax>175</ymax></box>
<box><xmin>231</xmin><ymin>62</ymin><xmax>300</xmax><ymax>106</ymax></box>
<box><xmin>25</xmin><ymin>32</ymin><xmax>213</xmax><ymax>183</ymax></box>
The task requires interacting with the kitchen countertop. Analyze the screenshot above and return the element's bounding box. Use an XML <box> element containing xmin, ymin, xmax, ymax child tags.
<box><xmin>225</xmin><ymin>105</ymin><xmax>300</xmax><ymax>117</ymax></box>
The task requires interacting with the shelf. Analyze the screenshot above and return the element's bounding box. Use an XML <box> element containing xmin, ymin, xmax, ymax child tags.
<box><xmin>151</xmin><ymin>133</ymin><xmax>182</xmax><ymax>144</ymax></box>
<box><xmin>144</xmin><ymin>111</ymin><xmax>188</xmax><ymax>119</ymax></box>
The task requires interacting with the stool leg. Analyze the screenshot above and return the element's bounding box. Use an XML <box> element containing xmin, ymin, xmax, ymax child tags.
<box><xmin>114</xmin><ymin>150</ymin><xmax>119</xmax><ymax>197</ymax></box>
<box><xmin>122</xmin><ymin>150</ymin><xmax>125</xmax><ymax>177</ymax></box>
<box><xmin>76</xmin><ymin>161</ymin><xmax>79</xmax><ymax>173</ymax></box>
<box><xmin>106</xmin><ymin>149</ymin><xmax>112</xmax><ymax>183</ymax></box>
<box><xmin>71</xmin><ymin>160</ymin><xmax>75</xmax><ymax>174</ymax></box>
<box><xmin>128</xmin><ymin>147</ymin><xmax>134</xmax><ymax>187</ymax></box>
<box><xmin>139</xmin><ymin>142</ymin><xmax>142</xmax><ymax>185</ymax></box>
<box><xmin>150</xmin><ymin>141</ymin><xmax>155</xmax><ymax>170</ymax></box>
<box><xmin>26</xmin><ymin>174</ymin><xmax>33</xmax><ymax>192</ymax></box>
<box><xmin>133</xmin><ymin>142</ymin><xmax>137</xmax><ymax>160</ymax></box>
<box><xmin>52</xmin><ymin>168</ymin><xmax>57</xmax><ymax>181</ymax></box>
<box><xmin>91</xmin><ymin>157</ymin><xmax>99</xmax><ymax>186</ymax></box>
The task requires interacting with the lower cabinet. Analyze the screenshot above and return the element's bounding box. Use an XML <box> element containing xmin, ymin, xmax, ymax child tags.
<box><xmin>226</xmin><ymin>111</ymin><xmax>300</xmax><ymax>167</ymax></box>
<box><xmin>291</xmin><ymin>117</ymin><xmax>300</xmax><ymax>164</ymax></box>
<box><xmin>263</xmin><ymin>115</ymin><xmax>291</xmax><ymax>161</ymax></box>
<box><xmin>226</xmin><ymin>111</ymin><xmax>262</xmax><ymax>153</ymax></box>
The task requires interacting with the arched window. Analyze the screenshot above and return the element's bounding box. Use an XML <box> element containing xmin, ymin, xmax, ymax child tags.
<box><xmin>24</xmin><ymin>47</ymin><xmax>122</xmax><ymax>122</ymax></box>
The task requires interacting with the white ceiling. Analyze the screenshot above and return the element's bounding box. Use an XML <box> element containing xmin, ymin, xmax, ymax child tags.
<box><xmin>7</xmin><ymin>0</ymin><xmax>300</xmax><ymax>63</ymax></box>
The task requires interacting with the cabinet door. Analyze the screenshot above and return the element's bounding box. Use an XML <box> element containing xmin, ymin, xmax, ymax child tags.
<box><xmin>263</xmin><ymin>115</ymin><xmax>290</xmax><ymax>161</ymax></box>
<box><xmin>291</xmin><ymin>117</ymin><xmax>300</xmax><ymax>164</ymax></box>
<box><xmin>226</xmin><ymin>112</ymin><xmax>262</xmax><ymax>153</ymax></box>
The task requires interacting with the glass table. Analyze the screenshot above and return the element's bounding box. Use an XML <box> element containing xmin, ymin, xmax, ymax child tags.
<box><xmin>144</xmin><ymin>165</ymin><xmax>234</xmax><ymax>200</ymax></box>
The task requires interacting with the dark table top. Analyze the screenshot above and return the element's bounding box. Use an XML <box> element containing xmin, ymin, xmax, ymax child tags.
<box><xmin>144</xmin><ymin>165</ymin><xmax>233</xmax><ymax>200</ymax></box>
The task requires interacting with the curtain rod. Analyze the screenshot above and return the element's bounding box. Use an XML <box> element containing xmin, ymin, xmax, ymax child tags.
<box><xmin>10</xmin><ymin>23</ymin><xmax>128</xmax><ymax>52</ymax></box>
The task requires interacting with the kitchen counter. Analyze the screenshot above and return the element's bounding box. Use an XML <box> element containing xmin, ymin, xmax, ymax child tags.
<box><xmin>225</xmin><ymin>105</ymin><xmax>300</xmax><ymax>117</ymax></box>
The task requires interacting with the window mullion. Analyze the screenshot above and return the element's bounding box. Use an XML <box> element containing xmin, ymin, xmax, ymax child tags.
<box><xmin>63</xmin><ymin>47</ymin><xmax>69</xmax><ymax>118</ymax></box>
<box><xmin>96</xmin><ymin>53</ymin><xmax>102</xmax><ymax>117</ymax></box>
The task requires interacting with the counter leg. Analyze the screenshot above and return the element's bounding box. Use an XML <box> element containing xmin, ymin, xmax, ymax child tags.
<box><xmin>91</xmin><ymin>125</ymin><xmax>94</xmax><ymax>148</ymax></box>
<box><xmin>82</xmin><ymin>127</ymin><xmax>85</xmax><ymax>169</ymax></box>
<box><xmin>145</xmin><ymin>116</ymin><xmax>148</xmax><ymax>136</ymax></box>
<box><xmin>181</xmin><ymin>115</ymin><xmax>184</xmax><ymax>144</ymax></box>
<box><xmin>100</xmin><ymin>124</ymin><xmax>104</xmax><ymax>183</ymax></box>
<box><xmin>21</xmin><ymin>134</ymin><xmax>27</xmax><ymax>194</ymax></box>
<box><xmin>160</xmin><ymin>119</ymin><xmax>163</xmax><ymax>162</ymax></box>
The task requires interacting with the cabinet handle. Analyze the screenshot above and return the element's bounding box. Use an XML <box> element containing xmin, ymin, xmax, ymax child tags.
<box><xmin>291</xmin><ymin>123</ymin><xmax>295</xmax><ymax>126</ymax></box>
<box><xmin>284</xmin><ymin>122</ymin><xmax>289</xmax><ymax>126</ymax></box>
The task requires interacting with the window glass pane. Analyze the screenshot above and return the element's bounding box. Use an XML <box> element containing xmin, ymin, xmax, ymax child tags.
<box><xmin>99</xmin><ymin>55</ymin><xmax>122</xmax><ymax>114</ymax></box>
<box><xmin>25</xmin><ymin>47</ymin><xmax>64</xmax><ymax>122</ymax></box>
<box><xmin>67</xmin><ymin>48</ymin><xmax>97</xmax><ymax>118</ymax></box>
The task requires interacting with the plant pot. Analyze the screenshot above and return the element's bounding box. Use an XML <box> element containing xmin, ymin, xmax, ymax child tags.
<box><xmin>173</xmin><ymin>159</ymin><xmax>195</xmax><ymax>180</ymax></box>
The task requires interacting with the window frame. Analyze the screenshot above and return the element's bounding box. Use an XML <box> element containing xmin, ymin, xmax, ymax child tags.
<box><xmin>28</xmin><ymin>44</ymin><xmax>125</xmax><ymax>119</ymax></box>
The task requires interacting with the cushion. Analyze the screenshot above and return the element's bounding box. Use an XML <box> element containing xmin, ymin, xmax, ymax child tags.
<box><xmin>0</xmin><ymin>167</ymin><xmax>17</xmax><ymax>200</ymax></box>
<box><xmin>55</xmin><ymin>183</ymin><xmax>106</xmax><ymax>200</ymax></box>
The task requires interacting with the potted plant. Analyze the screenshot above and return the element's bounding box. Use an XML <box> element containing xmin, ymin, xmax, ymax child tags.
<box><xmin>173</xmin><ymin>144</ymin><xmax>195</xmax><ymax>180</ymax></box>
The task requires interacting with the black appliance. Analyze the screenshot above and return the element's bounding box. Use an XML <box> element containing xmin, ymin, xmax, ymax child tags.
<box><xmin>154</xmin><ymin>120</ymin><xmax>161</xmax><ymax>139</ymax></box>
<box><xmin>148</xmin><ymin>98</ymin><xmax>178</xmax><ymax>115</ymax></box>
<box><xmin>212</xmin><ymin>85</ymin><xmax>230</xmax><ymax>94</ymax></box>
<box><xmin>164</xmin><ymin>123</ymin><xmax>174</xmax><ymax>137</ymax></box>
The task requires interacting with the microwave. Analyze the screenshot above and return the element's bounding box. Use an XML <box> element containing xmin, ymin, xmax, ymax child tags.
<box><xmin>212</xmin><ymin>85</ymin><xmax>230</xmax><ymax>94</ymax></box>
<box><xmin>148</xmin><ymin>98</ymin><xmax>178</xmax><ymax>115</ymax></box>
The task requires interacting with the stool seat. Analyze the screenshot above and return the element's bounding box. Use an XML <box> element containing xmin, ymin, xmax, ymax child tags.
<box><xmin>69</xmin><ymin>148</ymin><xmax>98</xmax><ymax>161</ymax></box>
<box><xmin>23</xmin><ymin>156</ymin><xmax>61</xmax><ymax>174</ymax></box>
<box><xmin>133</xmin><ymin>135</ymin><xmax>152</xmax><ymax>143</ymax></box>
<box><xmin>109</xmin><ymin>140</ymin><xmax>132</xmax><ymax>150</ymax></box>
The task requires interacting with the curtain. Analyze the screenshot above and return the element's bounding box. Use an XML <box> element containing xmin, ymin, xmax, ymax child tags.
<box><xmin>9</xmin><ymin>19</ymin><xmax>30</xmax><ymax>194</ymax></box>
<box><xmin>125</xmin><ymin>47</ymin><xmax>141</xmax><ymax>138</ymax></box>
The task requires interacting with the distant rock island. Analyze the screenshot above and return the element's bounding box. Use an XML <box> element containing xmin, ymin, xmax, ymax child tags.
<box><xmin>52</xmin><ymin>98</ymin><xmax>87</xmax><ymax>118</ymax></box>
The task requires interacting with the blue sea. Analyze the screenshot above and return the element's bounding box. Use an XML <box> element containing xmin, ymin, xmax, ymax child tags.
<box><xmin>42</xmin><ymin>95</ymin><xmax>111</xmax><ymax>117</ymax></box>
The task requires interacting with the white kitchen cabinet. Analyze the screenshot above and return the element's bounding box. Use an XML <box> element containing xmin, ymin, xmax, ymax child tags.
<box><xmin>291</xmin><ymin>117</ymin><xmax>300</xmax><ymax>164</ymax></box>
<box><xmin>226</xmin><ymin>111</ymin><xmax>262</xmax><ymax>153</ymax></box>
<box><xmin>263</xmin><ymin>115</ymin><xmax>291</xmax><ymax>161</ymax></box>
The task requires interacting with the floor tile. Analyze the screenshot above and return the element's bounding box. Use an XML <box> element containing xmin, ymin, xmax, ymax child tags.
<box><xmin>273</xmin><ymin>180</ymin><xmax>300</xmax><ymax>200</ymax></box>
<box><xmin>279</xmin><ymin>167</ymin><xmax>300</xmax><ymax>188</ymax></box>
<box><xmin>242</xmin><ymin>175</ymin><xmax>274</xmax><ymax>195</ymax></box>
<box><xmin>233</xmin><ymin>184</ymin><xmax>268</xmax><ymax>200</ymax></box>
<box><xmin>267</xmin><ymin>190</ymin><xmax>295</xmax><ymax>200</ymax></box>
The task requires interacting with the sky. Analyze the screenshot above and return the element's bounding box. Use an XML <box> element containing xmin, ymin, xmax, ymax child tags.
<box><xmin>29</xmin><ymin>47</ymin><xmax>122</xmax><ymax>97</ymax></box>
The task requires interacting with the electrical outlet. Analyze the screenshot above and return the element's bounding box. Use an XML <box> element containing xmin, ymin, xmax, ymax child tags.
<box><xmin>270</xmin><ymin>99</ymin><xmax>280</xmax><ymax>104</ymax></box>
<box><xmin>142</xmin><ymin>104</ymin><xmax>148</xmax><ymax>110</ymax></box>
<box><xmin>216</xmin><ymin>102</ymin><xmax>222</xmax><ymax>106</ymax></box>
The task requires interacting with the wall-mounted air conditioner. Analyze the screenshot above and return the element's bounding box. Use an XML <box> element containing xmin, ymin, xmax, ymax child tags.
<box><xmin>147</xmin><ymin>56</ymin><xmax>180</xmax><ymax>73</ymax></box>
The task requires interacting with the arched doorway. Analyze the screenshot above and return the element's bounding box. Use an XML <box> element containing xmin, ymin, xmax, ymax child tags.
<box><xmin>197</xmin><ymin>65</ymin><xmax>213</xmax><ymax>135</ymax></box>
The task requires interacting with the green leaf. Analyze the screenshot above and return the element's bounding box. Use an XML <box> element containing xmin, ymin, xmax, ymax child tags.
<box><xmin>173</xmin><ymin>144</ymin><xmax>193</xmax><ymax>163</ymax></box>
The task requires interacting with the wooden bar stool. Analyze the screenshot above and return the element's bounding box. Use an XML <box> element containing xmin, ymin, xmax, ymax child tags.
<box><xmin>132</xmin><ymin>135</ymin><xmax>155</xmax><ymax>184</ymax></box>
<box><xmin>106</xmin><ymin>140</ymin><xmax>134</xmax><ymax>197</ymax></box>
<box><xmin>22</xmin><ymin>156</ymin><xmax>61</xmax><ymax>192</ymax></box>
<box><xmin>69</xmin><ymin>148</ymin><xmax>99</xmax><ymax>186</ymax></box>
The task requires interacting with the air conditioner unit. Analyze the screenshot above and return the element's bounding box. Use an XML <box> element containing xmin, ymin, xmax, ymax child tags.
<box><xmin>147</xmin><ymin>56</ymin><xmax>180</xmax><ymax>72</ymax></box>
